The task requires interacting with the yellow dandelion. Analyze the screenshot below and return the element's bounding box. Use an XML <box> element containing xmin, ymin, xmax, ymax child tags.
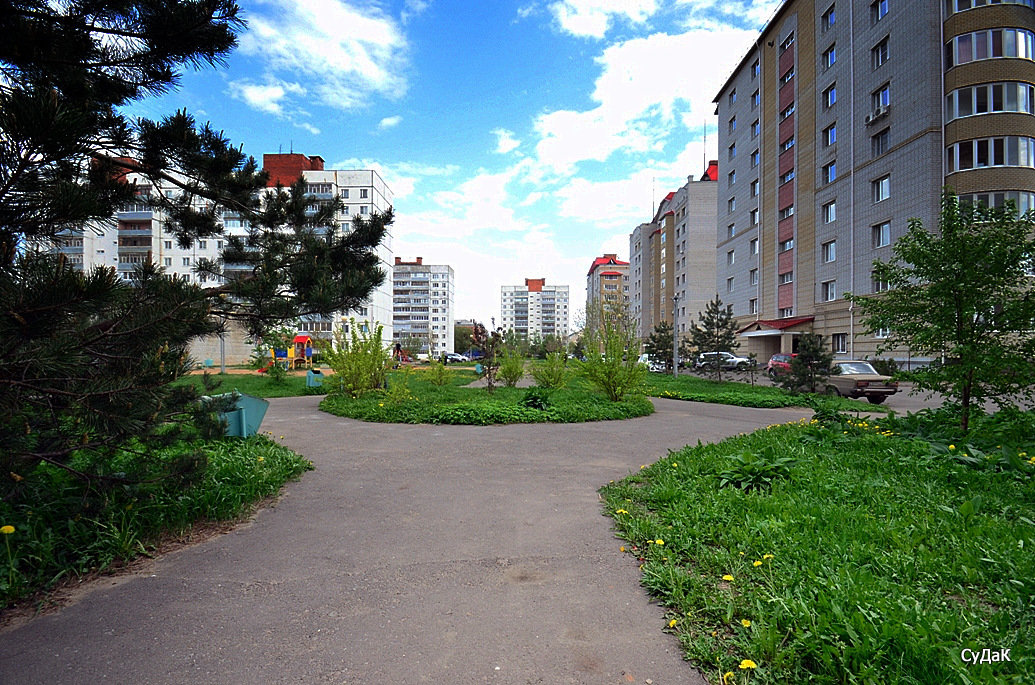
<box><xmin>722</xmin><ymin>672</ymin><xmax>735</xmax><ymax>684</ymax></box>
<box><xmin>753</xmin><ymin>560</ymin><xmax>762</xmax><ymax>567</ymax></box>
<box><xmin>615</xmin><ymin>509</ymin><xmax>628</xmax><ymax>514</ymax></box>
<box><xmin>741</xmin><ymin>619</ymin><xmax>752</xmax><ymax>627</ymax></box>
<box><xmin>722</xmin><ymin>574</ymin><xmax>734</xmax><ymax>581</ymax></box>
<box><xmin>620</xmin><ymin>546</ymin><xmax>626</xmax><ymax>552</ymax></box>
<box><xmin>949</xmin><ymin>444</ymin><xmax>955</xmax><ymax>450</ymax></box>
<box><xmin>378</xmin><ymin>402</ymin><xmax>384</xmax><ymax>407</ymax></box>
<box><xmin>0</xmin><ymin>525</ymin><xmax>14</xmax><ymax>534</ymax></box>
<box><xmin>739</xmin><ymin>659</ymin><xmax>758</xmax><ymax>669</ymax></box>
<box><xmin>655</xmin><ymin>539</ymin><xmax>664</xmax><ymax>545</ymax></box>
<box><xmin>669</xmin><ymin>619</ymin><xmax>678</xmax><ymax>628</ymax></box>
<box><xmin>257</xmin><ymin>456</ymin><xmax>264</xmax><ymax>463</ymax></box>
<box><xmin>711</xmin><ymin>631</ymin><xmax>718</xmax><ymax>637</ymax></box>
<box><xmin>671</xmin><ymin>462</ymin><xmax>678</xmax><ymax>467</ymax></box>
<box><xmin>640</xmin><ymin>464</ymin><xmax>647</xmax><ymax>469</ymax></box>
<box><xmin>763</xmin><ymin>554</ymin><xmax>774</xmax><ymax>560</ymax></box>
<box><xmin>279</xmin><ymin>435</ymin><xmax>284</xmax><ymax>439</ymax></box>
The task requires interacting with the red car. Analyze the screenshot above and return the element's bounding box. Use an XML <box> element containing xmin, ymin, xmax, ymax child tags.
<box><xmin>766</xmin><ymin>353</ymin><xmax>797</xmax><ymax>378</ymax></box>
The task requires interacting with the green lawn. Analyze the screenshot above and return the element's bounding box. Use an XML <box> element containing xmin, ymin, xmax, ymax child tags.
<box><xmin>320</xmin><ymin>366</ymin><xmax>654</xmax><ymax>424</ymax></box>
<box><xmin>173</xmin><ymin>370</ymin><xmax>329</xmax><ymax>398</ymax></box>
<box><xmin>601</xmin><ymin>409</ymin><xmax>1035</xmax><ymax>683</ymax></box>
<box><xmin>642</xmin><ymin>372</ymin><xmax>878</xmax><ymax>412</ymax></box>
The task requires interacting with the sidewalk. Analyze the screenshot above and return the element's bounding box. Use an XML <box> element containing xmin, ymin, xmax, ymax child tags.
<box><xmin>0</xmin><ymin>397</ymin><xmax>811</xmax><ymax>684</ymax></box>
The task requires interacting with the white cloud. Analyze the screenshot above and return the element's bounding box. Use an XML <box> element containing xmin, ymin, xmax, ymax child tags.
<box><xmin>549</xmin><ymin>0</ymin><xmax>658</xmax><ymax>39</ymax></box>
<box><xmin>492</xmin><ymin>128</ymin><xmax>521</xmax><ymax>154</ymax></box>
<box><xmin>331</xmin><ymin>158</ymin><xmax>460</xmax><ymax>201</ymax></box>
<box><xmin>379</xmin><ymin>115</ymin><xmax>403</xmax><ymax>129</ymax></box>
<box><xmin>226</xmin><ymin>79</ymin><xmax>305</xmax><ymax>116</ymax></box>
<box><xmin>238</xmin><ymin>0</ymin><xmax>408</xmax><ymax>112</ymax></box>
<box><xmin>531</xmin><ymin>27</ymin><xmax>756</xmax><ymax>176</ymax></box>
<box><xmin>296</xmin><ymin>122</ymin><xmax>322</xmax><ymax>135</ymax></box>
<box><xmin>675</xmin><ymin>0</ymin><xmax>782</xmax><ymax>30</ymax></box>
<box><xmin>401</xmin><ymin>0</ymin><xmax>430</xmax><ymax>23</ymax></box>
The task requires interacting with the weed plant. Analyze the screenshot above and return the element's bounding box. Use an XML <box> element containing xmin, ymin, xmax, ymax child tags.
<box><xmin>602</xmin><ymin>411</ymin><xmax>1035</xmax><ymax>683</ymax></box>
<box><xmin>0</xmin><ymin>437</ymin><xmax>311</xmax><ymax>607</ymax></box>
<box><xmin>643</xmin><ymin>373</ymin><xmax>874</xmax><ymax>411</ymax></box>
<box><xmin>320</xmin><ymin>369</ymin><xmax>652</xmax><ymax>425</ymax></box>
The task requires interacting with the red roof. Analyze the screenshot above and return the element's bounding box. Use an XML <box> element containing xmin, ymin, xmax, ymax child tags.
<box><xmin>737</xmin><ymin>316</ymin><xmax>814</xmax><ymax>334</ymax></box>
<box><xmin>599</xmin><ymin>270</ymin><xmax>623</xmax><ymax>276</ymax></box>
<box><xmin>587</xmin><ymin>254</ymin><xmax>629</xmax><ymax>276</ymax></box>
<box><xmin>293</xmin><ymin>335</ymin><xmax>313</xmax><ymax>344</ymax></box>
<box><xmin>702</xmin><ymin>160</ymin><xmax>719</xmax><ymax>182</ymax></box>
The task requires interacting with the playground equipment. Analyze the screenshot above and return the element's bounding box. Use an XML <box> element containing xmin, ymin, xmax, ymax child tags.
<box><xmin>262</xmin><ymin>334</ymin><xmax>316</xmax><ymax>371</ymax></box>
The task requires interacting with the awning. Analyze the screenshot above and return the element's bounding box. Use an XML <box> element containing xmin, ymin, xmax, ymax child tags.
<box><xmin>737</xmin><ymin>316</ymin><xmax>814</xmax><ymax>338</ymax></box>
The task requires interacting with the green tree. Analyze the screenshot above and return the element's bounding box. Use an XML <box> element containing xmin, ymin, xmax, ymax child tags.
<box><xmin>689</xmin><ymin>295</ymin><xmax>740</xmax><ymax>381</ymax></box>
<box><xmin>454</xmin><ymin>323</ymin><xmax>474</xmax><ymax>354</ymax></box>
<box><xmin>0</xmin><ymin>2</ymin><xmax>391</xmax><ymax>488</ymax></box>
<box><xmin>319</xmin><ymin>319</ymin><xmax>389</xmax><ymax>398</ymax></box>
<box><xmin>578</xmin><ymin>300</ymin><xmax>645</xmax><ymax>401</ymax></box>
<box><xmin>471</xmin><ymin>323</ymin><xmax>504</xmax><ymax>393</ymax></box>
<box><xmin>643</xmin><ymin>321</ymin><xmax>674</xmax><ymax>369</ymax></box>
<box><xmin>776</xmin><ymin>333</ymin><xmax>834</xmax><ymax>394</ymax></box>
<box><xmin>847</xmin><ymin>190</ymin><xmax>1035</xmax><ymax>431</ymax></box>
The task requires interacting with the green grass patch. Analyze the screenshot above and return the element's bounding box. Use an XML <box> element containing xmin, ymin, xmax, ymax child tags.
<box><xmin>0</xmin><ymin>437</ymin><xmax>312</xmax><ymax>607</ymax></box>
<box><xmin>643</xmin><ymin>373</ymin><xmax>876</xmax><ymax>412</ymax></box>
<box><xmin>173</xmin><ymin>370</ymin><xmax>328</xmax><ymax>398</ymax></box>
<box><xmin>320</xmin><ymin>367</ymin><xmax>654</xmax><ymax>425</ymax></box>
<box><xmin>602</xmin><ymin>411</ymin><xmax>1035</xmax><ymax>684</ymax></box>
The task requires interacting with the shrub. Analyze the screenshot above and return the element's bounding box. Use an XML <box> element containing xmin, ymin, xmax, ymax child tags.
<box><xmin>519</xmin><ymin>386</ymin><xmax>552</xmax><ymax>410</ymax></box>
<box><xmin>319</xmin><ymin>318</ymin><xmax>389</xmax><ymax>398</ymax></box>
<box><xmin>531</xmin><ymin>352</ymin><xmax>570</xmax><ymax>389</ymax></box>
<box><xmin>425</xmin><ymin>361</ymin><xmax>450</xmax><ymax>386</ymax></box>
<box><xmin>716</xmin><ymin>445</ymin><xmax>798</xmax><ymax>492</ymax></box>
<box><xmin>579</xmin><ymin>300</ymin><xmax>645</xmax><ymax>401</ymax></box>
<box><xmin>498</xmin><ymin>351</ymin><xmax>525</xmax><ymax>388</ymax></box>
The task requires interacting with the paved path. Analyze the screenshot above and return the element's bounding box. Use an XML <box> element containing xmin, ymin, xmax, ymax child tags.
<box><xmin>1</xmin><ymin>397</ymin><xmax>811</xmax><ymax>684</ymax></box>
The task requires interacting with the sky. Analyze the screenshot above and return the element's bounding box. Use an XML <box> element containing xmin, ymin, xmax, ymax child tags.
<box><xmin>144</xmin><ymin>0</ymin><xmax>783</xmax><ymax>325</ymax></box>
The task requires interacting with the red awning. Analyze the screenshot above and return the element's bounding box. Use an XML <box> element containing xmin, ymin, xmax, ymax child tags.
<box><xmin>737</xmin><ymin>316</ymin><xmax>814</xmax><ymax>336</ymax></box>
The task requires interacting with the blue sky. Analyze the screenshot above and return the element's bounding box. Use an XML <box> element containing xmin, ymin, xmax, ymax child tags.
<box><xmin>144</xmin><ymin>0</ymin><xmax>782</xmax><ymax>325</ymax></box>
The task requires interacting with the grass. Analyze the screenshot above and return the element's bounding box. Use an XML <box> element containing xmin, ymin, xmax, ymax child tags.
<box><xmin>643</xmin><ymin>372</ymin><xmax>878</xmax><ymax>412</ymax></box>
<box><xmin>320</xmin><ymin>366</ymin><xmax>654</xmax><ymax>425</ymax></box>
<box><xmin>0</xmin><ymin>436</ymin><xmax>312</xmax><ymax>608</ymax></box>
<box><xmin>173</xmin><ymin>369</ymin><xmax>329</xmax><ymax>398</ymax></box>
<box><xmin>601</xmin><ymin>408</ymin><xmax>1035</xmax><ymax>684</ymax></box>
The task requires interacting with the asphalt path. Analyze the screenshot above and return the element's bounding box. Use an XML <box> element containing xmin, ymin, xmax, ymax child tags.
<box><xmin>1</xmin><ymin>397</ymin><xmax>816</xmax><ymax>685</ymax></box>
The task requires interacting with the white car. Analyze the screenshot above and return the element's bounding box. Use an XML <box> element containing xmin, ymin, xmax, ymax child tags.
<box><xmin>694</xmin><ymin>351</ymin><xmax>754</xmax><ymax>371</ymax></box>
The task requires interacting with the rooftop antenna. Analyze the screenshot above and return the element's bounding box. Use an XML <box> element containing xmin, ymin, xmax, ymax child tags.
<box><xmin>702</xmin><ymin>119</ymin><xmax>707</xmax><ymax>177</ymax></box>
<box><xmin>290</xmin><ymin>140</ymin><xmax>293</xmax><ymax>154</ymax></box>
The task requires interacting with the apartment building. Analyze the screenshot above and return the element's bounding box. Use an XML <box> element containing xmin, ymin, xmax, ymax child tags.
<box><xmin>586</xmin><ymin>253</ymin><xmax>630</xmax><ymax>313</ymax></box>
<box><xmin>392</xmin><ymin>257</ymin><xmax>455</xmax><ymax>357</ymax></box>
<box><xmin>714</xmin><ymin>0</ymin><xmax>1035</xmax><ymax>363</ymax></box>
<box><xmin>628</xmin><ymin>163</ymin><xmax>719</xmax><ymax>341</ymax></box>
<box><xmin>501</xmin><ymin>278</ymin><xmax>570</xmax><ymax>340</ymax></box>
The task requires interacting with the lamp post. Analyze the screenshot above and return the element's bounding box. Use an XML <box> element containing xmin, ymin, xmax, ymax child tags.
<box><xmin>672</xmin><ymin>293</ymin><xmax>680</xmax><ymax>378</ymax></box>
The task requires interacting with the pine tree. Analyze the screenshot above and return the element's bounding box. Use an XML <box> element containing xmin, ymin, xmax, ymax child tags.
<box><xmin>0</xmin><ymin>2</ymin><xmax>391</xmax><ymax>488</ymax></box>
<box><xmin>776</xmin><ymin>333</ymin><xmax>834</xmax><ymax>394</ymax></box>
<box><xmin>689</xmin><ymin>295</ymin><xmax>740</xmax><ymax>381</ymax></box>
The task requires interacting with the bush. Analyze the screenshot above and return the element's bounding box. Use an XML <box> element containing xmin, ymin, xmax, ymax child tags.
<box><xmin>519</xmin><ymin>386</ymin><xmax>552</xmax><ymax>410</ymax></box>
<box><xmin>498</xmin><ymin>351</ymin><xmax>525</xmax><ymax>388</ymax></box>
<box><xmin>531</xmin><ymin>352</ymin><xmax>570</xmax><ymax>389</ymax></box>
<box><xmin>425</xmin><ymin>361</ymin><xmax>450</xmax><ymax>386</ymax></box>
<box><xmin>319</xmin><ymin>318</ymin><xmax>389</xmax><ymax>398</ymax></box>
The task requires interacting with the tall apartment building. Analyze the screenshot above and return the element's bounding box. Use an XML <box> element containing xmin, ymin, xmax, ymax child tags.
<box><xmin>628</xmin><ymin>162</ymin><xmax>719</xmax><ymax>340</ymax></box>
<box><xmin>714</xmin><ymin>0</ymin><xmax>1035</xmax><ymax>363</ymax></box>
<box><xmin>262</xmin><ymin>153</ymin><xmax>395</xmax><ymax>341</ymax></box>
<box><xmin>501</xmin><ymin>278</ymin><xmax>570</xmax><ymax>340</ymax></box>
<box><xmin>586</xmin><ymin>253</ymin><xmax>630</xmax><ymax>314</ymax></box>
<box><xmin>392</xmin><ymin>257</ymin><xmax>455</xmax><ymax>357</ymax></box>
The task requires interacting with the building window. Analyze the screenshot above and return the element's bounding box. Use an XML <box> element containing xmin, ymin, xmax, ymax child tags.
<box><xmin>779</xmin><ymin>205</ymin><xmax>795</xmax><ymax>220</ymax></box>
<box><xmin>360</xmin><ymin>189</ymin><xmax>369</xmax><ymax>198</ymax></box>
<box><xmin>780</xmin><ymin>68</ymin><xmax>795</xmax><ymax>86</ymax></box>
<box><xmin>780</xmin><ymin>169</ymin><xmax>796</xmax><ymax>184</ymax></box>
<box><xmin>872</xmin><ymin>128</ymin><xmax>890</xmax><ymax>156</ymax></box>
<box><xmin>729</xmin><ymin>116</ymin><xmax>737</xmax><ymax>133</ymax></box>
<box><xmin>780</xmin><ymin>137</ymin><xmax>796</xmax><ymax>152</ymax></box>
<box><xmin>780</xmin><ymin>103</ymin><xmax>796</xmax><ymax>120</ymax></box>
<box><xmin>946</xmin><ymin>82</ymin><xmax>1035</xmax><ymax>121</ymax></box>
<box><xmin>873</xmin><ymin>221</ymin><xmax>891</xmax><ymax>247</ymax></box>
<box><xmin>752</xmin><ymin>59</ymin><xmax>760</xmax><ymax>79</ymax></box>
<box><xmin>727</xmin><ymin>276</ymin><xmax>735</xmax><ymax>293</ymax></box>
<box><xmin>780</xmin><ymin>32</ymin><xmax>795</xmax><ymax>53</ymax></box>
<box><xmin>198</xmin><ymin>240</ymin><xmax>207</xmax><ymax>249</ymax></box>
<box><xmin>728</xmin><ymin>223</ymin><xmax>737</xmax><ymax>239</ymax></box>
<box><xmin>780</xmin><ymin>238</ymin><xmax>795</xmax><ymax>252</ymax></box>
<box><xmin>823</xmin><ymin>44</ymin><xmax>837</xmax><ymax>69</ymax></box>
<box><xmin>876</xmin><ymin>327</ymin><xmax>891</xmax><ymax>338</ymax></box>
<box><xmin>182</xmin><ymin>257</ymin><xmax>190</xmax><ymax>266</ymax></box>
<box><xmin>749</xmin><ymin>298</ymin><xmax>759</xmax><ymax>314</ymax></box>
<box><xmin>958</xmin><ymin>190</ymin><xmax>1035</xmax><ymax>214</ymax></box>
<box><xmin>779</xmin><ymin>271</ymin><xmax>794</xmax><ymax>284</ymax></box>
<box><xmin>164</xmin><ymin>257</ymin><xmax>171</xmax><ymax>266</ymax></box>
<box><xmin>822</xmin><ymin>4</ymin><xmax>836</xmax><ymax>30</ymax></box>
<box><xmin>750</xmin><ymin>268</ymin><xmax>759</xmax><ymax>286</ymax></box>
<box><xmin>832</xmin><ymin>333</ymin><xmax>848</xmax><ymax>353</ymax></box>
<box><xmin>750</xmin><ymin>208</ymin><xmax>759</xmax><ymax>226</ymax></box>
<box><xmin>823</xmin><ymin>161</ymin><xmax>837</xmax><ymax>184</ymax></box>
<box><xmin>729</xmin><ymin>143</ymin><xmax>737</xmax><ymax>161</ymax></box>
<box><xmin>728</xmin><ymin>170</ymin><xmax>737</xmax><ymax>187</ymax></box>
<box><xmin>750</xmin><ymin>238</ymin><xmax>759</xmax><ymax>255</ymax></box>
<box><xmin>947</xmin><ymin>28</ymin><xmax>1035</xmax><ymax>67</ymax></box>
<box><xmin>824</xmin><ymin>83</ymin><xmax>837</xmax><ymax>107</ymax></box>
<box><xmin>751</xmin><ymin>149</ymin><xmax>760</xmax><ymax>167</ymax></box>
<box><xmin>164</xmin><ymin>240</ymin><xmax>172</xmax><ymax>249</ymax></box>
<box><xmin>752</xmin><ymin>119</ymin><xmax>760</xmax><ymax>138</ymax></box>
<box><xmin>729</xmin><ymin>89</ymin><xmax>737</xmax><ymax>106</ymax></box>
<box><xmin>871</xmin><ymin>0</ymin><xmax>888</xmax><ymax>22</ymax></box>
<box><xmin>342</xmin><ymin>189</ymin><xmax>349</xmax><ymax>198</ymax></box>
<box><xmin>823</xmin><ymin>239</ymin><xmax>837</xmax><ymax>262</ymax></box>
<box><xmin>823</xmin><ymin>200</ymin><xmax>837</xmax><ymax>223</ymax></box>
<box><xmin>872</xmin><ymin>271</ymin><xmax>891</xmax><ymax>292</ymax></box>
<box><xmin>750</xmin><ymin>179</ymin><xmax>759</xmax><ymax>197</ymax></box>
<box><xmin>822</xmin><ymin>280</ymin><xmax>838</xmax><ymax>301</ymax></box>
<box><xmin>752</xmin><ymin>90</ymin><xmax>760</xmax><ymax>109</ymax></box>
<box><xmin>360</xmin><ymin>205</ymin><xmax>368</xmax><ymax>214</ymax></box>
<box><xmin>872</xmin><ymin>175</ymin><xmax>891</xmax><ymax>203</ymax></box>
<box><xmin>872</xmin><ymin>37</ymin><xmax>890</xmax><ymax>69</ymax></box>
<box><xmin>824</xmin><ymin>124</ymin><xmax>837</xmax><ymax>146</ymax></box>
<box><xmin>779</xmin><ymin>307</ymin><xmax>794</xmax><ymax>318</ymax></box>
<box><xmin>946</xmin><ymin>136</ymin><xmax>1035</xmax><ymax>172</ymax></box>
<box><xmin>872</xmin><ymin>83</ymin><xmax>891</xmax><ymax>109</ymax></box>
<box><xmin>727</xmin><ymin>250</ymin><xmax>735</xmax><ymax>265</ymax></box>
<box><xmin>728</xmin><ymin>197</ymin><xmax>737</xmax><ymax>214</ymax></box>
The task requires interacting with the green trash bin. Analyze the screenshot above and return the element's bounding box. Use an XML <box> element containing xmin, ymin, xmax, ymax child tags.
<box><xmin>306</xmin><ymin>369</ymin><xmax>324</xmax><ymax>387</ymax></box>
<box><xmin>210</xmin><ymin>391</ymin><xmax>270</xmax><ymax>437</ymax></box>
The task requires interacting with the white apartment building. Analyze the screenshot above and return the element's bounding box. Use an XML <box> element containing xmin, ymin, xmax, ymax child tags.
<box><xmin>500</xmin><ymin>278</ymin><xmax>570</xmax><ymax>340</ymax></box>
<box><xmin>393</xmin><ymin>257</ymin><xmax>455</xmax><ymax>357</ymax></box>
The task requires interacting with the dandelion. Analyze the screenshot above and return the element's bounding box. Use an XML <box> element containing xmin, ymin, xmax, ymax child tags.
<box><xmin>378</xmin><ymin>403</ymin><xmax>384</xmax><ymax>407</ymax></box>
<box><xmin>669</xmin><ymin>619</ymin><xmax>678</xmax><ymax>628</ymax></box>
<box><xmin>0</xmin><ymin>525</ymin><xmax>13</xmax><ymax>535</ymax></box>
<box><xmin>615</xmin><ymin>509</ymin><xmax>628</xmax><ymax>514</ymax></box>
<box><xmin>620</xmin><ymin>546</ymin><xmax>626</xmax><ymax>552</ymax></box>
<box><xmin>279</xmin><ymin>435</ymin><xmax>284</xmax><ymax>439</ymax></box>
<box><xmin>671</xmin><ymin>462</ymin><xmax>678</xmax><ymax>467</ymax></box>
<box><xmin>741</xmin><ymin>619</ymin><xmax>752</xmax><ymax>627</ymax></box>
<box><xmin>763</xmin><ymin>554</ymin><xmax>774</xmax><ymax>560</ymax></box>
<box><xmin>723</xmin><ymin>672</ymin><xmax>735</xmax><ymax>684</ymax></box>
<box><xmin>722</xmin><ymin>574</ymin><xmax>734</xmax><ymax>581</ymax></box>
<box><xmin>257</xmin><ymin>456</ymin><xmax>264</xmax><ymax>463</ymax></box>
<box><xmin>739</xmin><ymin>659</ymin><xmax>758</xmax><ymax>669</ymax></box>
<box><xmin>711</xmin><ymin>630</ymin><xmax>718</xmax><ymax>637</ymax></box>
<box><xmin>655</xmin><ymin>539</ymin><xmax>664</xmax><ymax>545</ymax></box>
<box><xmin>949</xmin><ymin>444</ymin><xmax>955</xmax><ymax>450</ymax></box>
<box><xmin>640</xmin><ymin>465</ymin><xmax>647</xmax><ymax>469</ymax></box>
<box><xmin>753</xmin><ymin>560</ymin><xmax>762</xmax><ymax>567</ymax></box>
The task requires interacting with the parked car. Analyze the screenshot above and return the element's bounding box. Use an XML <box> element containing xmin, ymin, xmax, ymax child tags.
<box><xmin>766</xmin><ymin>353</ymin><xmax>798</xmax><ymax>378</ymax></box>
<box><xmin>694</xmin><ymin>351</ymin><xmax>754</xmax><ymax>371</ymax></box>
<box><xmin>825</xmin><ymin>360</ymin><xmax>899</xmax><ymax>404</ymax></box>
<box><xmin>443</xmin><ymin>352</ymin><xmax>467</xmax><ymax>364</ymax></box>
